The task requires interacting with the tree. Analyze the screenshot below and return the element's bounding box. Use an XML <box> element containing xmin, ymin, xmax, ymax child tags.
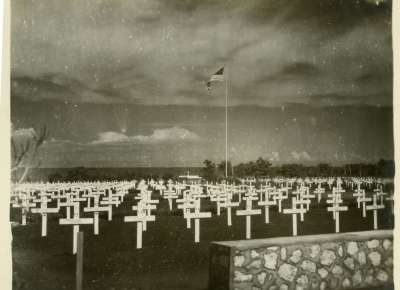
<box><xmin>201</xmin><ymin>159</ymin><xmax>217</xmax><ymax>181</ymax></box>
<box><xmin>217</xmin><ymin>160</ymin><xmax>232</xmax><ymax>177</ymax></box>
<box><xmin>254</xmin><ymin>157</ymin><xmax>272</xmax><ymax>177</ymax></box>
<box><xmin>11</xmin><ymin>126</ymin><xmax>48</xmax><ymax>183</ymax></box>
<box><xmin>376</xmin><ymin>159</ymin><xmax>395</xmax><ymax>178</ymax></box>
<box><xmin>317</xmin><ymin>163</ymin><xmax>331</xmax><ymax>177</ymax></box>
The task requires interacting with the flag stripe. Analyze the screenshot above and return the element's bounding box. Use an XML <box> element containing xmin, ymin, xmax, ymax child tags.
<box><xmin>210</xmin><ymin>75</ymin><xmax>224</xmax><ymax>81</ymax></box>
<box><xmin>206</xmin><ymin>67</ymin><xmax>225</xmax><ymax>91</ymax></box>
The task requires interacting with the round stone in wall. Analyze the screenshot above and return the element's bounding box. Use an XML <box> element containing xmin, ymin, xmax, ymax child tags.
<box><xmin>352</xmin><ymin>270</ymin><xmax>362</xmax><ymax>286</ymax></box>
<box><xmin>301</xmin><ymin>260</ymin><xmax>316</xmax><ymax>273</ymax></box>
<box><xmin>281</xmin><ymin>248</ymin><xmax>287</xmax><ymax>261</ymax></box>
<box><xmin>329</xmin><ymin>277</ymin><xmax>339</xmax><ymax>289</ymax></box>
<box><xmin>257</xmin><ymin>272</ymin><xmax>267</xmax><ymax>285</ymax></box>
<box><xmin>376</xmin><ymin>270</ymin><xmax>389</xmax><ymax>283</ymax></box>
<box><xmin>264</xmin><ymin>252</ymin><xmax>278</xmax><ymax>270</ymax></box>
<box><xmin>332</xmin><ymin>265</ymin><xmax>343</xmax><ymax>276</ymax></box>
<box><xmin>251</xmin><ymin>250</ymin><xmax>260</xmax><ymax>259</ymax></box>
<box><xmin>320</xmin><ymin>281</ymin><xmax>327</xmax><ymax>290</ymax></box>
<box><xmin>320</xmin><ymin>250</ymin><xmax>336</xmax><ymax>266</ymax></box>
<box><xmin>338</xmin><ymin>245</ymin><xmax>343</xmax><ymax>257</ymax></box>
<box><xmin>310</xmin><ymin>275</ymin><xmax>320</xmax><ymax>289</ymax></box>
<box><xmin>384</xmin><ymin>257</ymin><xmax>393</xmax><ymax>267</ymax></box>
<box><xmin>234</xmin><ymin>270</ymin><xmax>253</xmax><ymax>282</ymax></box>
<box><xmin>279</xmin><ymin>284</ymin><xmax>289</xmax><ymax>290</ymax></box>
<box><xmin>278</xmin><ymin>263</ymin><xmax>298</xmax><ymax>282</ymax></box>
<box><xmin>383</xmin><ymin>239</ymin><xmax>392</xmax><ymax>251</ymax></box>
<box><xmin>247</xmin><ymin>259</ymin><xmax>262</xmax><ymax>269</ymax></box>
<box><xmin>368</xmin><ymin>251</ymin><xmax>381</xmax><ymax>266</ymax></box>
<box><xmin>344</xmin><ymin>257</ymin><xmax>355</xmax><ymax>270</ymax></box>
<box><xmin>365</xmin><ymin>275</ymin><xmax>374</xmax><ymax>285</ymax></box>
<box><xmin>234</xmin><ymin>255</ymin><xmax>245</xmax><ymax>267</ymax></box>
<box><xmin>342</xmin><ymin>278</ymin><xmax>351</xmax><ymax>288</ymax></box>
<box><xmin>367</xmin><ymin>240</ymin><xmax>380</xmax><ymax>249</ymax></box>
<box><xmin>318</xmin><ymin>268</ymin><xmax>329</xmax><ymax>279</ymax></box>
<box><xmin>296</xmin><ymin>274</ymin><xmax>309</xmax><ymax>290</ymax></box>
<box><xmin>290</xmin><ymin>250</ymin><xmax>302</xmax><ymax>264</ymax></box>
<box><xmin>347</xmin><ymin>241</ymin><xmax>358</xmax><ymax>256</ymax></box>
<box><xmin>358</xmin><ymin>251</ymin><xmax>367</xmax><ymax>265</ymax></box>
<box><xmin>310</xmin><ymin>245</ymin><xmax>320</xmax><ymax>260</ymax></box>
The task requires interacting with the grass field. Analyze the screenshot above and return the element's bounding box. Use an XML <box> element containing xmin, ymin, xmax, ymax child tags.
<box><xmin>11</xmin><ymin>189</ymin><xmax>394</xmax><ymax>290</ymax></box>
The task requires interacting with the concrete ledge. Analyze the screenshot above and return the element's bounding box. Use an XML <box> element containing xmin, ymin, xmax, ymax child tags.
<box><xmin>211</xmin><ymin>230</ymin><xmax>393</xmax><ymax>250</ymax></box>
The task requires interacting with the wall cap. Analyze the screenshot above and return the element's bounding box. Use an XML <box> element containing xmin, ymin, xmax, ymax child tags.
<box><xmin>211</xmin><ymin>230</ymin><xmax>393</xmax><ymax>250</ymax></box>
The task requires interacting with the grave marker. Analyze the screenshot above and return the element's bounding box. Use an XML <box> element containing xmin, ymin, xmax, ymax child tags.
<box><xmin>59</xmin><ymin>202</ymin><xmax>94</xmax><ymax>254</ymax></box>
<box><xmin>366</xmin><ymin>195</ymin><xmax>385</xmax><ymax>230</ymax></box>
<box><xmin>31</xmin><ymin>195</ymin><xmax>59</xmax><ymax>237</ymax></box>
<box><xmin>236</xmin><ymin>196</ymin><xmax>261</xmax><ymax>239</ymax></box>
<box><xmin>283</xmin><ymin>197</ymin><xmax>307</xmax><ymax>236</ymax></box>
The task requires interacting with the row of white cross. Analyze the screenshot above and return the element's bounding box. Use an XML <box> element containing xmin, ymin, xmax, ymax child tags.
<box><xmin>10</xmin><ymin>177</ymin><xmax>393</xmax><ymax>252</ymax></box>
<box><xmin>11</xmin><ymin>181</ymin><xmax>135</xmax><ymax>253</ymax></box>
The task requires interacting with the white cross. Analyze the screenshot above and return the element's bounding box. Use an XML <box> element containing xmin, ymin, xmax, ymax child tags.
<box><xmin>326</xmin><ymin>191</ymin><xmax>343</xmax><ymax>220</ymax></box>
<box><xmin>59</xmin><ymin>202</ymin><xmax>94</xmax><ymax>254</ymax></box>
<box><xmin>327</xmin><ymin>204</ymin><xmax>348</xmax><ymax>233</ymax></box>
<box><xmin>83</xmin><ymin>194</ymin><xmax>110</xmax><ymax>235</ymax></box>
<box><xmin>124</xmin><ymin>201</ymin><xmax>156</xmax><ymax>249</ymax></box>
<box><xmin>12</xmin><ymin>192</ymin><xmax>36</xmax><ymax>226</ymax></box>
<box><xmin>100</xmin><ymin>196</ymin><xmax>119</xmax><ymax>221</ymax></box>
<box><xmin>58</xmin><ymin>192</ymin><xmax>76</xmax><ymax>220</ymax></box>
<box><xmin>293</xmin><ymin>197</ymin><xmax>310</xmax><ymax>222</ymax></box>
<box><xmin>366</xmin><ymin>195</ymin><xmax>385</xmax><ymax>230</ymax></box>
<box><xmin>301</xmin><ymin>190</ymin><xmax>315</xmax><ymax>211</ymax></box>
<box><xmin>374</xmin><ymin>186</ymin><xmax>388</xmax><ymax>205</ymax></box>
<box><xmin>257</xmin><ymin>191</ymin><xmax>276</xmax><ymax>224</ymax></box>
<box><xmin>283</xmin><ymin>197</ymin><xmax>307</xmax><ymax>236</ymax></box>
<box><xmin>31</xmin><ymin>195</ymin><xmax>59</xmax><ymax>237</ymax></box>
<box><xmin>220</xmin><ymin>192</ymin><xmax>240</xmax><ymax>226</ymax></box>
<box><xmin>236</xmin><ymin>196</ymin><xmax>261</xmax><ymax>239</ymax></box>
<box><xmin>133</xmin><ymin>199</ymin><xmax>158</xmax><ymax>232</ymax></box>
<box><xmin>357</xmin><ymin>192</ymin><xmax>372</xmax><ymax>218</ymax></box>
<box><xmin>314</xmin><ymin>185</ymin><xmax>325</xmax><ymax>203</ymax></box>
<box><xmin>51</xmin><ymin>189</ymin><xmax>65</xmax><ymax>209</ymax></box>
<box><xmin>185</xmin><ymin>199</ymin><xmax>212</xmax><ymax>243</ymax></box>
<box><xmin>212</xmin><ymin>193</ymin><xmax>227</xmax><ymax>216</ymax></box>
<box><xmin>177</xmin><ymin>191</ymin><xmax>196</xmax><ymax>229</ymax></box>
<box><xmin>163</xmin><ymin>186</ymin><xmax>179</xmax><ymax>210</ymax></box>
<box><xmin>352</xmin><ymin>187</ymin><xmax>364</xmax><ymax>209</ymax></box>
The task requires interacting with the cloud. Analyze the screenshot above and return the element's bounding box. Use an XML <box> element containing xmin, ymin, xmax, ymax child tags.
<box><xmin>291</xmin><ymin>151</ymin><xmax>312</xmax><ymax>161</ymax></box>
<box><xmin>11</xmin><ymin>75</ymin><xmax>116</xmax><ymax>104</ymax></box>
<box><xmin>92</xmin><ymin>132</ymin><xmax>130</xmax><ymax>144</ymax></box>
<box><xmin>10</xmin><ymin>0</ymin><xmax>392</xmax><ymax>107</ymax></box>
<box><xmin>267</xmin><ymin>151</ymin><xmax>280</xmax><ymax>162</ymax></box>
<box><xmin>91</xmin><ymin>126</ymin><xmax>200</xmax><ymax>144</ymax></box>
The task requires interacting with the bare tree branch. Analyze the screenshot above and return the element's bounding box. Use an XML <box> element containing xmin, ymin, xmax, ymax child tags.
<box><xmin>18</xmin><ymin>166</ymin><xmax>31</xmax><ymax>184</ymax></box>
<box><xmin>11</xmin><ymin>125</ymin><xmax>49</xmax><ymax>183</ymax></box>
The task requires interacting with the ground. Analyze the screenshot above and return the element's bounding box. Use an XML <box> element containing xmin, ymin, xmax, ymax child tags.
<box><xmin>11</xmin><ymin>189</ymin><xmax>394</xmax><ymax>290</ymax></box>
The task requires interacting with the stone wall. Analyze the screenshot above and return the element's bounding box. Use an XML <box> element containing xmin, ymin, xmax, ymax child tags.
<box><xmin>209</xmin><ymin>230</ymin><xmax>393</xmax><ymax>290</ymax></box>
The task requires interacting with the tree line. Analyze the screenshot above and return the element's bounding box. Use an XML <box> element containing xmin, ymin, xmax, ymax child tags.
<box><xmin>201</xmin><ymin>158</ymin><xmax>395</xmax><ymax>181</ymax></box>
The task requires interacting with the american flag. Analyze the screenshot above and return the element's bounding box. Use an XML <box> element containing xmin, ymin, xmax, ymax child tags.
<box><xmin>206</xmin><ymin>67</ymin><xmax>224</xmax><ymax>91</ymax></box>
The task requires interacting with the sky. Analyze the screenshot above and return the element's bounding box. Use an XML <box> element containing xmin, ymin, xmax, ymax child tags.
<box><xmin>10</xmin><ymin>0</ymin><xmax>394</xmax><ymax>167</ymax></box>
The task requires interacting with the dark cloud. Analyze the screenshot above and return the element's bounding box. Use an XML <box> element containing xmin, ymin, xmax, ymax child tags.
<box><xmin>10</xmin><ymin>0</ymin><xmax>392</xmax><ymax>107</ymax></box>
<box><xmin>11</xmin><ymin>75</ymin><xmax>114</xmax><ymax>103</ymax></box>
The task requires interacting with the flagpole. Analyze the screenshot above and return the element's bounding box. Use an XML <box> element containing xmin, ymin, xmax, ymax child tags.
<box><xmin>225</xmin><ymin>66</ymin><xmax>228</xmax><ymax>179</ymax></box>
